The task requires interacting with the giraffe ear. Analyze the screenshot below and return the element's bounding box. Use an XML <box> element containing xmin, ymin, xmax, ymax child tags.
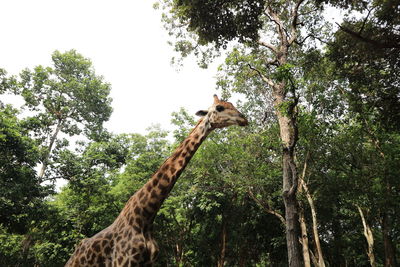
<box><xmin>195</xmin><ymin>110</ymin><xmax>208</xmax><ymax>117</ymax></box>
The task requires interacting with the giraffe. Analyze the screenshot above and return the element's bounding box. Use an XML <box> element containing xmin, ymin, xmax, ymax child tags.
<box><xmin>65</xmin><ymin>95</ymin><xmax>248</xmax><ymax>267</ymax></box>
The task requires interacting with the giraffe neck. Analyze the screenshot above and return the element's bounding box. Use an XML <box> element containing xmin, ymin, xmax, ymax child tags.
<box><xmin>125</xmin><ymin>116</ymin><xmax>213</xmax><ymax>225</ymax></box>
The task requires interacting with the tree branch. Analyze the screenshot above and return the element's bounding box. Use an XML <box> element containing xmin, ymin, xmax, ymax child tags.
<box><xmin>356</xmin><ymin>205</ymin><xmax>376</xmax><ymax>266</ymax></box>
<box><xmin>289</xmin><ymin>0</ymin><xmax>306</xmax><ymax>45</ymax></box>
<box><xmin>336</xmin><ymin>22</ymin><xmax>400</xmax><ymax>49</ymax></box>
<box><xmin>258</xmin><ymin>40</ymin><xmax>278</xmax><ymax>53</ymax></box>
<box><xmin>359</xmin><ymin>7</ymin><xmax>374</xmax><ymax>35</ymax></box>
<box><xmin>247</xmin><ymin>63</ymin><xmax>275</xmax><ymax>87</ymax></box>
<box><xmin>265</xmin><ymin>5</ymin><xmax>288</xmax><ymax>45</ymax></box>
<box><xmin>248</xmin><ymin>188</ymin><xmax>286</xmax><ymax>225</ymax></box>
<box><xmin>299</xmin><ymin>151</ymin><xmax>326</xmax><ymax>267</ymax></box>
<box><xmin>295</xmin><ymin>33</ymin><xmax>329</xmax><ymax>46</ymax></box>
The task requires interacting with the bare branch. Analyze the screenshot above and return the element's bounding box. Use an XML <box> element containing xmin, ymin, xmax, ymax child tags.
<box><xmin>258</xmin><ymin>40</ymin><xmax>278</xmax><ymax>53</ymax></box>
<box><xmin>359</xmin><ymin>7</ymin><xmax>374</xmax><ymax>35</ymax></box>
<box><xmin>295</xmin><ymin>33</ymin><xmax>329</xmax><ymax>46</ymax></box>
<box><xmin>299</xmin><ymin>8</ymin><xmax>319</xmax><ymax>17</ymax></box>
<box><xmin>248</xmin><ymin>188</ymin><xmax>286</xmax><ymax>225</ymax></box>
<box><xmin>247</xmin><ymin>63</ymin><xmax>275</xmax><ymax>87</ymax></box>
<box><xmin>289</xmin><ymin>0</ymin><xmax>306</xmax><ymax>45</ymax></box>
<box><xmin>264</xmin><ymin>57</ymin><xmax>279</xmax><ymax>67</ymax></box>
<box><xmin>336</xmin><ymin>22</ymin><xmax>400</xmax><ymax>49</ymax></box>
<box><xmin>265</xmin><ymin>5</ymin><xmax>287</xmax><ymax>44</ymax></box>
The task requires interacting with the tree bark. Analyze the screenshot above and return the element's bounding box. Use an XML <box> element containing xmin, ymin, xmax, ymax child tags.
<box><xmin>283</xmin><ymin>191</ymin><xmax>301</xmax><ymax>267</ymax></box>
<box><xmin>298</xmin><ymin>152</ymin><xmax>326</xmax><ymax>267</ymax></box>
<box><xmin>282</xmin><ymin>150</ymin><xmax>301</xmax><ymax>267</ymax></box>
<box><xmin>174</xmin><ymin>242</ymin><xmax>183</xmax><ymax>267</ymax></box>
<box><xmin>218</xmin><ymin>220</ymin><xmax>227</xmax><ymax>267</ymax></box>
<box><xmin>20</xmin><ymin>234</ymin><xmax>32</xmax><ymax>267</ymax></box>
<box><xmin>300</xmin><ymin>180</ymin><xmax>325</xmax><ymax>267</ymax></box>
<box><xmin>382</xmin><ymin>212</ymin><xmax>397</xmax><ymax>267</ymax></box>
<box><xmin>274</xmin><ymin>83</ymin><xmax>301</xmax><ymax>267</ymax></box>
<box><xmin>303</xmin><ymin>182</ymin><xmax>325</xmax><ymax>267</ymax></box>
<box><xmin>357</xmin><ymin>206</ymin><xmax>376</xmax><ymax>267</ymax></box>
<box><xmin>259</xmin><ymin>2</ymin><xmax>305</xmax><ymax>266</ymax></box>
<box><xmin>38</xmin><ymin>119</ymin><xmax>63</xmax><ymax>181</ymax></box>
<box><xmin>299</xmin><ymin>203</ymin><xmax>311</xmax><ymax>267</ymax></box>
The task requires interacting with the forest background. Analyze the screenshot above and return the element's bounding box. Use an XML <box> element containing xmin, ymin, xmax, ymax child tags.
<box><xmin>0</xmin><ymin>0</ymin><xmax>399</xmax><ymax>266</ymax></box>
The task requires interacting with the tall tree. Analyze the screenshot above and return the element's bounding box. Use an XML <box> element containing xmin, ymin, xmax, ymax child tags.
<box><xmin>0</xmin><ymin>105</ymin><xmax>45</xmax><ymax>234</ymax></box>
<box><xmin>15</xmin><ymin>50</ymin><xmax>113</xmax><ymax>182</ymax></box>
<box><xmin>158</xmin><ymin>1</ymin><xmax>326</xmax><ymax>265</ymax></box>
<box><xmin>323</xmin><ymin>1</ymin><xmax>400</xmax><ymax>265</ymax></box>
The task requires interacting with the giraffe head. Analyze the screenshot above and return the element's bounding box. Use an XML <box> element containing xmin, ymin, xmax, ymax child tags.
<box><xmin>196</xmin><ymin>95</ymin><xmax>248</xmax><ymax>128</ymax></box>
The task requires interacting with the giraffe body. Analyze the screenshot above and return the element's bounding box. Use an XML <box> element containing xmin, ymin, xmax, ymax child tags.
<box><xmin>65</xmin><ymin>95</ymin><xmax>248</xmax><ymax>266</ymax></box>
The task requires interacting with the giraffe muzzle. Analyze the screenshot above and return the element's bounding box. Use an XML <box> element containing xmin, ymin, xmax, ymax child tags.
<box><xmin>237</xmin><ymin>114</ymin><xmax>248</xmax><ymax>126</ymax></box>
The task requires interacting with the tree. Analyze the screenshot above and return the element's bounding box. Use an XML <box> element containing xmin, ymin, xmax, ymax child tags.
<box><xmin>0</xmin><ymin>105</ymin><xmax>45</xmax><ymax>234</ymax></box>
<box><xmin>157</xmin><ymin>1</ymin><xmax>329</xmax><ymax>265</ymax></box>
<box><xmin>323</xmin><ymin>1</ymin><xmax>400</xmax><ymax>265</ymax></box>
<box><xmin>14</xmin><ymin>50</ymin><xmax>112</xmax><ymax>182</ymax></box>
<box><xmin>55</xmin><ymin>134</ymin><xmax>134</xmax><ymax>238</ymax></box>
<box><xmin>317</xmin><ymin>0</ymin><xmax>400</xmax><ymax>49</ymax></box>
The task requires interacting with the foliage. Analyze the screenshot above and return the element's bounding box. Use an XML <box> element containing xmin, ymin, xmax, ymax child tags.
<box><xmin>1</xmin><ymin>4</ymin><xmax>400</xmax><ymax>264</ymax></box>
<box><xmin>17</xmin><ymin>50</ymin><xmax>112</xmax><ymax>140</ymax></box>
<box><xmin>3</xmin><ymin>50</ymin><xmax>113</xmax><ymax>183</ymax></box>
<box><xmin>171</xmin><ymin>0</ymin><xmax>264</xmax><ymax>47</ymax></box>
<box><xmin>0</xmin><ymin>105</ymin><xmax>46</xmax><ymax>234</ymax></box>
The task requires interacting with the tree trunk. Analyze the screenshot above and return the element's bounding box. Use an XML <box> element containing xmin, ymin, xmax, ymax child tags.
<box><xmin>218</xmin><ymin>220</ymin><xmax>227</xmax><ymax>267</ymax></box>
<box><xmin>299</xmin><ymin>203</ymin><xmax>311</xmax><ymax>267</ymax></box>
<box><xmin>382</xmin><ymin>212</ymin><xmax>397</xmax><ymax>267</ymax></box>
<box><xmin>238</xmin><ymin>246</ymin><xmax>247</xmax><ymax>267</ymax></box>
<box><xmin>38</xmin><ymin>119</ymin><xmax>63</xmax><ymax>180</ymax></box>
<box><xmin>275</xmin><ymin>86</ymin><xmax>302</xmax><ymax>267</ymax></box>
<box><xmin>301</xmin><ymin>180</ymin><xmax>326</xmax><ymax>267</ymax></box>
<box><xmin>20</xmin><ymin>234</ymin><xmax>32</xmax><ymax>267</ymax></box>
<box><xmin>332</xmin><ymin>204</ymin><xmax>346</xmax><ymax>267</ymax></box>
<box><xmin>283</xmin><ymin>188</ymin><xmax>301</xmax><ymax>267</ymax></box>
<box><xmin>282</xmin><ymin>151</ymin><xmax>301</xmax><ymax>267</ymax></box>
<box><xmin>255</xmin><ymin>2</ymin><xmax>305</xmax><ymax>266</ymax></box>
<box><xmin>174</xmin><ymin>242</ymin><xmax>183</xmax><ymax>267</ymax></box>
<box><xmin>298</xmin><ymin>152</ymin><xmax>326</xmax><ymax>267</ymax></box>
<box><xmin>357</xmin><ymin>206</ymin><xmax>376</xmax><ymax>267</ymax></box>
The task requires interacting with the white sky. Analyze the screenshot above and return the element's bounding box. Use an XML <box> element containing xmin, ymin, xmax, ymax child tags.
<box><xmin>0</xmin><ymin>0</ymin><xmax>221</xmax><ymax>134</ymax></box>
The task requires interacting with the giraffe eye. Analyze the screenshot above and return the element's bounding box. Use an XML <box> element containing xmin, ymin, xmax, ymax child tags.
<box><xmin>216</xmin><ymin>105</ymin><xmax>225</xmax><ymax>112</ymax></box>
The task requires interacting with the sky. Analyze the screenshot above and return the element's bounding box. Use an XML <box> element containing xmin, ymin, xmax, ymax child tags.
<box><xmin>0</xmin><ymin>0</ymin><xmax>221</xmax><ymax>134</ymax></box>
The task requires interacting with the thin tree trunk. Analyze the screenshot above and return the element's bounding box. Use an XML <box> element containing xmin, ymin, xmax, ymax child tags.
<box><xmin>20</xmin><ymin>234</ymin><xmax>32</xmax><ymax>267</ymax></box>
<box><xmin>357</xmin><ymin>206</ymin><xmax>376</xmax><ymax>267</ymax></box>
<box><xmin>299</xmin><ymin>203</ymin><xmax>311</xmax><ymax>267</ymax></box>
<box><xmin>361</xmin><ymin>110</ymin><xmax>397</xmax><ymax>267</ymax></box>
<box><xmin>38</xmin><ymin>119</ymin><xmax>63</xmax><ymax>180</ymax></box>
<box><xmin>238</xmin><ymin>245</ymin><xmax>247</xmax><ymax>267</ymax></box>
<box><xmin>382</xmin><ymin>212</ymin><xmax>397</xmax><ymax>267</ymax></box>
<box><xmin>174</xmin><ymin>242</ymin><xmax>183</xmax><ymax>267</ymax></box>
<box><xmin>218</xmin><ymin>220</ymin><xmax>227</xmax><ymax>267</ymax></box>
<box><xmin>299</xmin><ymin>152</ymin><xmax>326</xmax><ymax>267</ymax></box>
<box><xmin>301</xmin><ymin>181</ymin><xmax>325</xmax><ymax>267</ymax></box>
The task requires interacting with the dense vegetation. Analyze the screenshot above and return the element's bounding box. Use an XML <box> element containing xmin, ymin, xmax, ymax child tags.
<box><xmin>0</xmin><ymin>0</ymin><xmax>399</xmax><ymax>266</ymax></box>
